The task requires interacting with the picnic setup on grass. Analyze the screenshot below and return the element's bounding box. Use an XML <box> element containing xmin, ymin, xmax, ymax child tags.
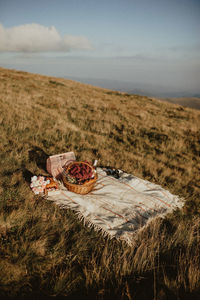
<box><xmin>30</xmin><ymin>151</ymin><xmax>184</xmax><ymax>244</ymax></box>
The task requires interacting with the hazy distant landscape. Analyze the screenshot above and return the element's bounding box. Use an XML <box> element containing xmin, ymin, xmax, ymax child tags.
<box><xmin>65</xmin><ymin>76</ymin><xmax>200</xmax><ymax>109</ymax></box>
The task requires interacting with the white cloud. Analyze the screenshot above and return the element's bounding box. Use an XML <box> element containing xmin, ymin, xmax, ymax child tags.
<box><xmin>0</xmin><ymin>23</ymin><xmax>93</xmax><ymax>52</ymax></box>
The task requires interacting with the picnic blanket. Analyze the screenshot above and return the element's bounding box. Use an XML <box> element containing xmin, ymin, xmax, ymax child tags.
<box><xmin>47</xmin><ymin>167</ymin><xmax>184</xmax><ymax>244</ymax></box>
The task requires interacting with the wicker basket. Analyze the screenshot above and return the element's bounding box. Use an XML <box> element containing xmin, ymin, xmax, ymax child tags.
<box><xmin>62</xmin><ymin>161</ymin><xmax>98</xmax><ymax>195</ymax></box>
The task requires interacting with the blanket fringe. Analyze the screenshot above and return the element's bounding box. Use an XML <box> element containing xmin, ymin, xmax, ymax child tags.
<box><xmin>56</xmin><ymin>202</ymin><xmax>115</xmax><ymax>240</ymax></box>
<box><xmin>48</xmin><ymin>198</ymin><xmax>184</xmax><ymax>246</ymax></box>
<box><xmin>45</xmin><ymin>168</ymin><xmax>184</xmax><ymax>245</ymax></box>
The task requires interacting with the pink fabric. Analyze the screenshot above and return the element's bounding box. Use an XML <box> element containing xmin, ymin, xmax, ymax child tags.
<box><xmin>46</xmin><ymin>152</ymin><xmax>76</xmax><ymax>179</ymax></box>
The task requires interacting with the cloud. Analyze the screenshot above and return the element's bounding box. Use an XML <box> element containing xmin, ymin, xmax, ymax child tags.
<box><xmin>0</xmin><ymin>23</ymin><xmax>93</xmax><ymax>52</ymax></box>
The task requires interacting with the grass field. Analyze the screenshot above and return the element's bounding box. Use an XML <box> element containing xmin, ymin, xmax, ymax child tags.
<box><xmin>0</xmin><ymin>67</ymin><xmax>200</xmax><ymax>299</ymax></box>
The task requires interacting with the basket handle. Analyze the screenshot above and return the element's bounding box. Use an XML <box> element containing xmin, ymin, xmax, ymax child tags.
<box><xmin>62</xmin><ymin>159</ymin><xmax>76</xmax><ymax>169</ymax></box>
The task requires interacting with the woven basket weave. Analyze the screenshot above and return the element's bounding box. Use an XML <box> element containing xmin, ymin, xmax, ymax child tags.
<box><xmin>62</xmin><ymin>161</ymin><xmax>98</xmax><ymax>195</ymax></box>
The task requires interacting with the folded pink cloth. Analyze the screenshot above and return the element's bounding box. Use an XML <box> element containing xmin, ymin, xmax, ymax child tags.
<box><xmin>46</xmin><ymin>152</ymin><xmax>76</xmax><ymax>179</ymax></box>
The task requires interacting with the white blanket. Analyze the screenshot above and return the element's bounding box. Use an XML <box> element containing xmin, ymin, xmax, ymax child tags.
<box><xmin>47</xmin><ymin>168</ymin><xmax>184</xmax><ymax>244</ymax></box>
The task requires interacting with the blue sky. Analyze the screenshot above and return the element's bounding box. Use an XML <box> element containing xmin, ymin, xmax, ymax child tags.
<box><xmin>0</xmin><ymin>0</ymin><xmax>200</xmax><ymax>95</ymax></box>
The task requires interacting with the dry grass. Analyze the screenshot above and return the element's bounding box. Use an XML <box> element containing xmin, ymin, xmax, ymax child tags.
<box><xmin>0</xmin><ymin>67</ymin><xmax>200</xmax><ymax>299</ymax></box>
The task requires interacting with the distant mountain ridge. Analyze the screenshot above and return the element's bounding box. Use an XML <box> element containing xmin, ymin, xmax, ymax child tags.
<box><xmin>64</xmin><ymin>75</ymin><xmax>200</xmax><ymax>109</ymax></box>
<box><xmin>160</xmin><ymin>97</ymin><xmax>200</xmax><ymax>110</ymax></box>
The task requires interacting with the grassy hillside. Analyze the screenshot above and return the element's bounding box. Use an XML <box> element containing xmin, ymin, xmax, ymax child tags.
<box><xmin>0</xmin><ymin>67</ymin><xmax>200</xmax><ymax>299</ymax></box>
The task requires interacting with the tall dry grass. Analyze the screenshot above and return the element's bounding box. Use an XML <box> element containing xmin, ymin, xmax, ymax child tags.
<box><xmin>0</xmin><ymin>67</ymin><xmax>200</xmax><ymax>299</ymax></box>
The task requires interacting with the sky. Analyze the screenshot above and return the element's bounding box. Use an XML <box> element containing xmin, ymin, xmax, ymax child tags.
<box><xmin>0</xmin><ymin>0</ymin><xmax>200</xmax><ymax>95</ymax></box>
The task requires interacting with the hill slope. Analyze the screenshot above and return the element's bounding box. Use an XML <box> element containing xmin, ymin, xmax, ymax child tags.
<box><xmin>0</xmin><ymin>67</ymin><xmax>200</xmax><ymax>299</ymax></box>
